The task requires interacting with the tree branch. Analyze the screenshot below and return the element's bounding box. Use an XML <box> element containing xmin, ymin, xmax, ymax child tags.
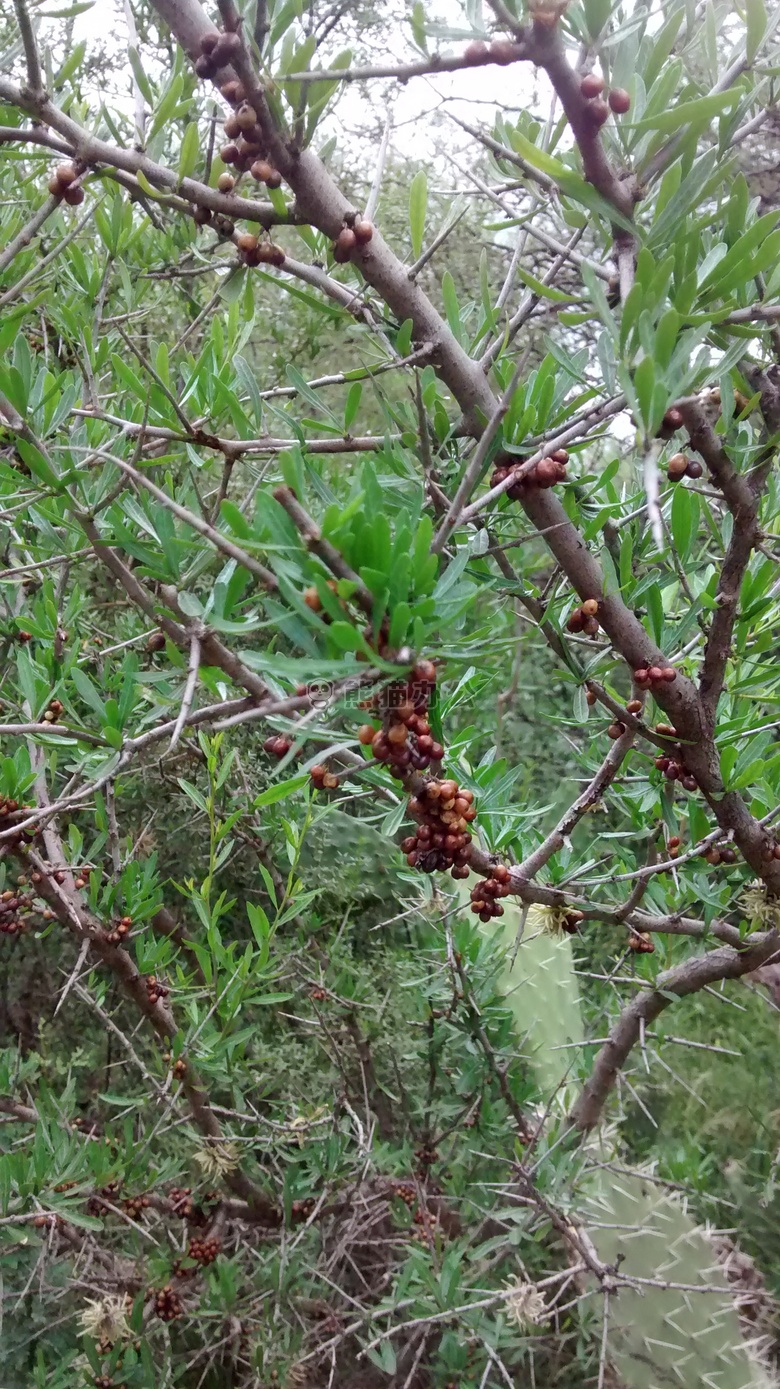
<box><xmin>569</xmin><ymin>932</ymin><xmax>780</xmax><ymax>1131</ymax></box>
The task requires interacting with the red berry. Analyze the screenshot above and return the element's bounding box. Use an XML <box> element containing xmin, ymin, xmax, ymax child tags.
<box><xmin>464</xmin><ymin>40</ymin><xmax>489</xmax><ymax>64</ymax></box>
<box><xmin>333</xmin><ymin>226</ymin><xmax>357</xmax><ymax>262</ymax></box>
<box><xmin>580</xmin><ymin>73</ymin><xmax>604</xmax><ymax>99</ymax></box>
<box><xmin>489</xmin><ymin>39</ymin><xmax>518</xmax><ymax>65</ymax></box>
<box><xmin>608</xmin><ymin>87</ymin><xmax>631</xmax><ymax>115</ymax></box>
<box><xmin>353</xmin><ymin>216</ymin><xmax>374</xmax><ymax>245</ymax></box>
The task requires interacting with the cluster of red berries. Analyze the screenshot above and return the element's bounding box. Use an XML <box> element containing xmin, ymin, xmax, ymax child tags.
<box><xmin>16</xmin><ymin>629</ymin><xmax>32</xmax><ymax>643</ymax></box>
<box><xmin>87</xmin><ymin>1179</ymin><xmax>122</xmax><ymax>1215</ymax></box>
<box><xmin>361</xmin><ymin>661</ymin><xmax>442</xmax><ymax>780</ymax></box>
<box><xmin>291</xmin><ymin>1197</ymin><xmax>315</xmax><ymax>1223</ymax></box>
<box><xmin>332</xmin><ymin>215</ymin><xmax>374</xmax><ymax>263</ymax></box>
<box><xmin>653</xmin><ymin>726</ymin><xmax>697</xmax><ymax>791</ymax></box>
<box><xmin>667</xmin><ymin>452</ymin><xmax>703</xmax><ymax>482</ymax></box>
<box><xmin>169</xmin><ymin>1186</ymin><xmax>196</xmax><ymax>1218</ymax></box>
<box><xmin>463</xmin><ymin>38</ymin><xmax>524</xmax><ymax>65</ymax></box>
<box><xmin>42</xmin><ymin>698</ymin><xmax>63</xmax><ymax>724</ymax></box>
<box><xmin>580</xmin><ymin>73</ymin><xmax>631</xmax><ymax>123</ymax></box>
<box><xmin>105</xmin><ymin>915</ymin><xmax>132</xmax><ymax>946</ymax></box>
<box><xmin>634</xmin><ymin>664</ymin><xmax>676</xmax><ymax>688</ymax></box>
<box><xmin>469</xmin><ymin>863</ymin><xmax>512</xmax><ymax>921</ymax></box>
<box><xmin>628</xmin><ymin>931</ymin><xmax>654</xmax><ymax>953</ymax></box>
<box><xmin>309</xmin><ymin>986</ymin><xmax>327</xmax><ymax>1001</ymax></box>
<box><xmin>234</xmin><ymin>232</ymin><xmax>285</xmax><ymax>267</ymax></box>
<box><xmin>705</xmin><ymin>844</ymin><xmax>738</xmax><ymax>865</ymax></box>
<box><xmin>93</xmin><ymin>1377</ymin><xmax>126</xmax><ymax>1389</ymax></box>
<box><xmin>264</xmin><ymin>734</ymin><xmax>292</xmax><ymax>759</ymax></box>
<box><xmin>411</xmin><ymin>1208</ymin><xmax>440</xmax><ymax>1243</ymax></box>
<box><xmin>0</xmin><ymin>801</ymin><xmax>38</xmax><ymax>853</ymax></box>
<box><xmin>188</xmin><ymin>1234</ymin><xmax>221</xmax><ymax>1265</ymax></box>
<box><xmin>567</xmin><ymin>598</ymin><xmax>601</xmax><ymax>636</ymax></box>
<box><xmin>415</xmin><ymin>1143</ymin><xmax>438</xmax><ymax>1170</ymax></box>
<box><xmin>402</xmin><ymin>779</ymin><xmax>477</xmax><ymax>877</ymax></box>
<box><xmin>394</xmin><ymin>1182</ymin><xmax>417</xmax><ymax>1206</ymax></box>
<box><xmin>310</xmin><ymin>764</ymin><xmax>340</xmax><ymax>790</ymax></box>
<box><xmin>193</xmin><ymin>27</ymin><xmax>241</xmax><ymax>79</ymax></box>
<box><xmin>0</xmin><ymin>884</ymin><xmax>34</xmax><ymax>935</ymax></box>
<box><xmin>153</xmin><ymin>1284</ymin><xmax>183</xmax><ymax>1322</ymax></box>
<box><xmin>146</xmin><ymin>975</ymin><xmax>169</xmax><ymax>1005</ymax></box>
<box><xmin>667</xmin><ymin>834</ymin><xmax>681</xmax><ymax>860</ymax></box>
<box><xmin>47</xmin><ymin>161</ymin><xmax>84</xmax><ymax>205</ymax></box>
<box><xmin>491</xmin><ymin>448</ymin><xmax>568</xmax><ymax>500</ymax></box>
<box><xmin>123</xmin><ymin>1193</ymin><xmax>151</xmax><ymax>1219</ymax></box>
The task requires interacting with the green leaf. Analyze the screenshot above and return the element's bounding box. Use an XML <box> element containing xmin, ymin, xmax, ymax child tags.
<box><xmin>128</xmin><ymin>45</ymin><xmax>154</xmax><ymax>105</ymax></box>
<box><xmin>178</xmin><ymin>120</ymin><xmax>200</xmax><ymax>180</ymax></box>
<box><xmin>583</xmin><ymin>0</ymin><xmax>611</xmax><ymax>38</ymax></box>
<box><xmin>746</xmin><ymin>0</ymin><xmax>768</xmax><ymax>60</ymax></box>
<box><xmin>344</xmin><ymin>381</ymin><xmax>361</xmax><ymax>431</ymax></box>
<box><xmin>409</xmin><ymin>170</ymin><xmax>427</xmax><ymax>260</ymax></box>
<box><xmin>254</xmin><ymin>774</ymin><xmax>307</xmax><ymax>807</ymax></box>
<box><xmin>670</xmin><ymin>483</ymin><xmax>693</xmax><ymax>561</ymax></box>
<box><xmin>633</xmin><ymin>89</ymin><xmax>739</xmax><ymax>135</ymax></box>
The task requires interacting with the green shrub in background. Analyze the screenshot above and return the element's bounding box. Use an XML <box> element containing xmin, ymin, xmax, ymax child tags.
<box><xmin>1</xmin><ymin>0</ymin><xmax>780</xmax><ymax>1384</ymax></box>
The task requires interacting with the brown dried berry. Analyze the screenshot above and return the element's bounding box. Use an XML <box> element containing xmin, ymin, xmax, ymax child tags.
<box><xmin>580</xmin><ymin>73</ymin><xmax>605</xmax><ymax>99</ymax></box>
<box><xmin>581</xmin><ymin>598</ymin><xmax>599</xmax><ymax>617</ymax></box>
<box><xmin>217</xmin><ymin>172</ymin><xmax>235</xmax><ymax>193</ymax></box>
<box><xmin>236</xmin><ymin>102</ymin><xmax>257</xmax><ymax>131</ymax></box>
<box><xmin>250</xmin><ymin>158</ymin><xmax>273</xmax><ymax>183</ymax></box>
<box><xmin>489</xmin><ymin>39</ymin><xmax>518</xmax><ymax>64</ymax></box>
<box><xmin>333</xmin><ymin>226</ymin><xmax>357</xmax><ymax>262</ymax></box>
<box><xmin>214</xmin><ymin>31</ymin><xmax>242</xmax><ymax>64</ymax></box>
<box><xmin>464</xmin><ymin>40</ymin><xmax>489</xmax><ymax>64</ymax></box>
<box><xmin>608</xmin><ymin>87</ymin><xmax>631</xmax><ymax>115</ymax></box>
<box><xmin>534</xmin><ymin>457</ymin><xmax>560</xmax><ymax>487</ymax></box>
<box><xmin>353</xmin><ymin>215</ymin><xmax>374</xmax><ymax>245</ymax></box>
<box><xmin>236</xmin><ymin>231</ymin><xmax>258</xmax><ymax>255</ymax></box>
<box><xmin>667</xmin><ymin>452</ymin><xmax>688</xmax><ymax>480</ymax></box>
<box><xmin>63</xmin><ymin>185</ymin><xmax>85</xmax><ymax>205</ymax></box>
<box><xmin>55</xmin><ymin>162</ymin><xmax>78</xmax><ymax>187</ymax></box>
<box><xmin>607</xmin><ymin>722</ymin><xmax>625</xmax><ymax>739</ymax></box>
<box><xmin>589</xmin><ymin>99</ymin><xmax>610</xmax><ymax>126</ymax></box>
<box><xmin>686</xmin><ymin>460</ymin><xmax>703</xmax><ymax>479</ymax></box>
<box><xmin>626</xmin><ymin>699</ymin><xmax>642</xmax><ymax>714</ymax></box>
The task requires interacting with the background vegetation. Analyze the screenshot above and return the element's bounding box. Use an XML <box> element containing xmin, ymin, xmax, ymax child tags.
<box><xmin>2</xmin><ymin>0</ymin><xmax>780</xmax><ymax>1385</ymax></box>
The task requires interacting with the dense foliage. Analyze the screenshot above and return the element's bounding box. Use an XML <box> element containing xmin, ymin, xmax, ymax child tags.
<box><xmin>2</xmin><ymin>0</ymin><xmax>780</xmax><ymax>1385</ymax></box>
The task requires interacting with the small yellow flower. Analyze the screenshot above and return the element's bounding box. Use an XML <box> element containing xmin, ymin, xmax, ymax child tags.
<box><xmin>193</xmin><ymin>1140</ymin><xmax>240</xmax><ymax>1179</ymax></box>
<box><xmin>743</xmin><ymin>882</ymin><xmax>780</xmax><ymax>931</ymax></box>
<box><xmin>78</xmin><ymin>1293</ymin><xmax>131</xmax><ymax>1343</ymax></box>
<box><xmin>504</xmin><ymin>1278</ymin><xmax>547</xmax><ymax>1329</ymax></box>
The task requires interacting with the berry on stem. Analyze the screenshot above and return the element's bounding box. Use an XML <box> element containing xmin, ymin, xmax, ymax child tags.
<box><xmin>580</xmin><ymin>73</ymin><xmax>604</xmax><ymax>98</ymax></box>
<box><xmin>608</xmin><ymin>87</ymin><xmax>631</xmax><ymax>114</ymax></box>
